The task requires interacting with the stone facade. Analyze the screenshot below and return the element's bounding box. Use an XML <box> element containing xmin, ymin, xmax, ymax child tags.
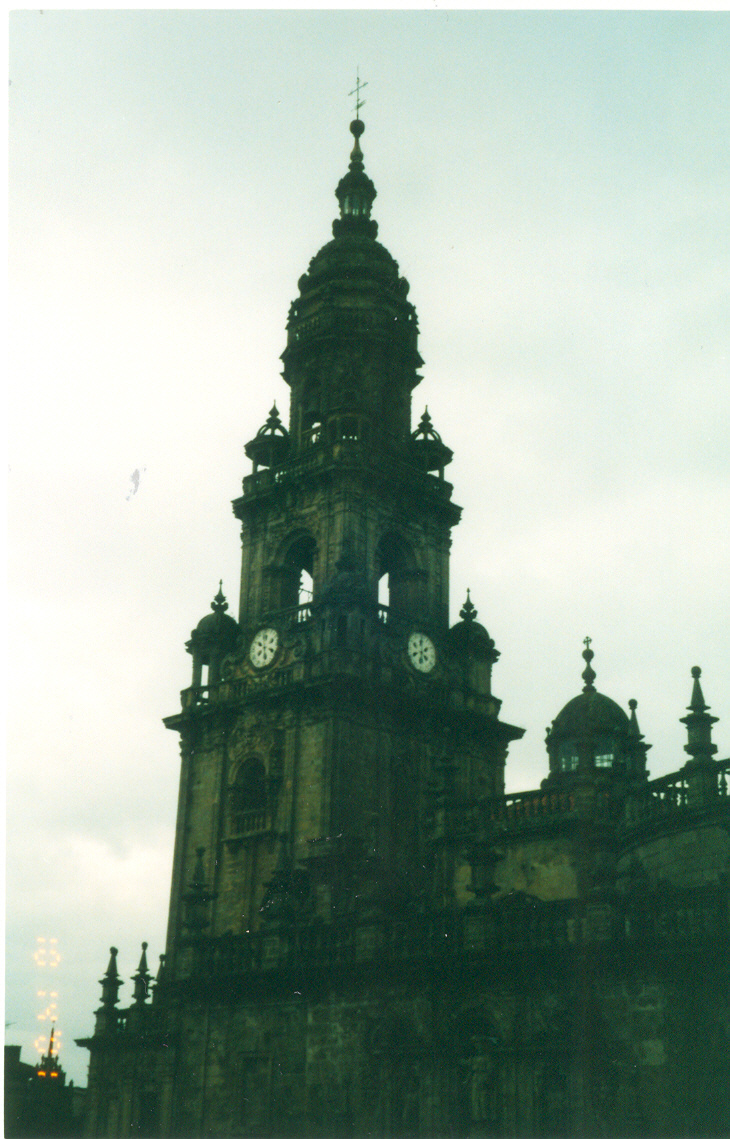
<box><xmin>78</xmin><ymin>120</ymin><xmax>730</xmax><ymax>1137</ymax></box>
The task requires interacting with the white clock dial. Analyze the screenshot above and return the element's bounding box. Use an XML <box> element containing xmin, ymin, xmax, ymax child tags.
<box><xmin>249</xmin><ymin>627</ymin><xmax>279</xmax><ymax>669</ymax></box>
<box><xmin>407</xmin><ymin>632</ymin><xmax>436</xmax><ymax>673</ymax></box>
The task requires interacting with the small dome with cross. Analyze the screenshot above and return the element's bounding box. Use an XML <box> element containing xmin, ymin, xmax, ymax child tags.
<box><xmin>544</xmin><ymin>641</ymin><xmax>648</xmax><ymax>784</ymax></box>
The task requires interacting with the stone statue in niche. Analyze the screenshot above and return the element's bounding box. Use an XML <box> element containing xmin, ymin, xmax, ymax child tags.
<box><xmin>459</xmin><ymin>1032</ymin><xmax>498</xmax><ymax>1130</ymax></box>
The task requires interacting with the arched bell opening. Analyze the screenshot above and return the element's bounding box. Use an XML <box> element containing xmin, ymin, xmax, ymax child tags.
<box><xmin>376</xmin><ymin>532</ymin><xmax>424</xmax><ymax>621</ymax></box>
<box><xmin>269</xmin><ymin>533</ymin><xmax>317</xmax><ymax>612</ymax></box>
<box><xmin>328</xmin><ymin>413</ymin><xmax>369</xmax><ymax>445</ymax></box>
<box><xmin>293</xmin><ymin>371</ymin><xmax>324</xmax><ymax>449</ymax></box>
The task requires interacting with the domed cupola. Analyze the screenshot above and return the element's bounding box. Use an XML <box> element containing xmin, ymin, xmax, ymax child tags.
<box><xmin>186</xmin><ymin>584</ymin><xmax>240</xmax><ymax>687</ymax></box>
<box><xmin>544</xmin><ymin>641</ymin><xmax>649</xmax><ymax>785</ymax></box>
<box><xmin>411</xmin><ymin>408</ymin><xmax>453</xmax><ymax>480</ymax></box>
<box><xmin>281</xmin><ymin>118</ymin><xmax>424</xmax><ymax>457</ymax></box>
<box><xmin>244</xmin><ymin>404</ymin><xmax>290</xmax><ymax>473</ymax></box>
<box><xmin>449</xmin><ymin>591</ymin><xmax>499</xmax><ymax>664</ymax></box>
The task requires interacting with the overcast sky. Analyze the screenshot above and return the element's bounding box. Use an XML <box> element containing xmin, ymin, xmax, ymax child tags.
<box><xmin>8</xmin><ymin>9</ymin><xmax>730</xmax><ymax>1085</ymax></box>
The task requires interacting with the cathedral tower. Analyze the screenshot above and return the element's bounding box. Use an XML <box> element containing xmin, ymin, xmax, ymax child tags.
<box><xmin>161</xmin><ymin>118</ymin><xmax>523</xmax><ymax>955</ymax></box>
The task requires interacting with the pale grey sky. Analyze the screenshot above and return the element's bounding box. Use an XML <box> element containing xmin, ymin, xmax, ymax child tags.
<box><xmin>8</xmin><ymin>10</ymin><xmax>730</xmax><ymax>1084</ymax></box>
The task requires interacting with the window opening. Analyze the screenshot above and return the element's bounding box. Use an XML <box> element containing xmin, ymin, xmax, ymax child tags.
<box><xmin>299</xmin><ymin>568</ymin><xmax>313</xmax><ymax>606</ymax></box>
<box><xmin>279</xmin><ymin>535</ymin><xmax>316</xmax><ymax>611</ymax></box>
<box><xmin>376</xmin><ymin>533</ymin><xmax>419</xmax><ymax>617</ymax></box>
<box><xmin>302</xmin><ymin>411</ymin><xmax>323</xmax><ymax>448</ymax></box>
<box><xmin>557</xmin><ymin>742</ymin><xmax>579</xmax><ymax>773</ymax></box>
<box><xmin>593</xmin><ymin>736</ymin><xmax>615</xmax><ymax>768</ymax></box>
<box><xmin>230</xmin><ymin>759</ymin><xmax>267</xmax><ymax>834</ymax></box>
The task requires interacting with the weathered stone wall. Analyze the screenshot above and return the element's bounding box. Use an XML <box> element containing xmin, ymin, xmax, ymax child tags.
<box><xmin>151</xmin><ymin>954</ymin><xmax>728</xmax><ymax>1138</ymax></box>
<box><xmin>493</xmin><ymin>837</ymin><xmax>578</xmax><ymax>901</ymax></box>
<box><xmin>618</xmin><ymin>822</ymin><xmax>730</xmax><ymax>889</ymax></box>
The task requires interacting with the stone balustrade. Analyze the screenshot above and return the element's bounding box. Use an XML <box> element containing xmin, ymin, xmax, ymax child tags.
<box><xmin>177</xmin><ymin>887</ymin><xmax>727</xmax><ymax>987</ymax></box>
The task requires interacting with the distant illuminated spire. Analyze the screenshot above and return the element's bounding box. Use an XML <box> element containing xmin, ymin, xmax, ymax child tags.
<box><xmin>35</xmin><ymin>1025</ymin><xmax>64</xmax><ymax>1082</ymax></box>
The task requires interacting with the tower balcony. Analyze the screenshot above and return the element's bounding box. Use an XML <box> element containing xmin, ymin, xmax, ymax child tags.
<box><xmin>235</xmin><ymin>435</ymin><xmax>459</xmax><ymax>520</ymax></box>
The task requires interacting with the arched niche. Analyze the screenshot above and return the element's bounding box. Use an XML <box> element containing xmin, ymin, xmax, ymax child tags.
<box><xmin>453</xmin><ymin>1009</ymin><xmax>502</xmax><ymax>1134</ymax></box>
<box><xmin>229</xmin><ymin>758</ymin><xmax>267</xmax><ymax>834</ymax></box>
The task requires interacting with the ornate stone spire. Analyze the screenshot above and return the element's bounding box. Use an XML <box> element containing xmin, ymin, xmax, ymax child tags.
<box><xmin>333</xmin><ymin>118</ymin><xmax>378</xmax><ymax>238</ymax></box>
<box><xmin>99</xmin><ymin>947</ymin><xmax>122</xmax><ymax>1008</ymax></box>
<box><xmin>680</xmin><ymin>666</ymin><xmax>718</xmax><ymax>764</ymax></box>
<box><xmin>131</xmin><ymin>942</ymin><xmax>152</xmax><ymax>1006</ymax></box>
<box><xmin>459</xmin><ymin>589</ymin><xmax>477</xmax><ymax>623</ymax></box>
<box><xmin>279</xmin><ymin>108</ymin><xmax>426</xmax><ymax>460</ymax></box>
<box><xmin>211</xmin><ymin>583</ymin><xmax>228</xmax><ymax>615</ymax></box>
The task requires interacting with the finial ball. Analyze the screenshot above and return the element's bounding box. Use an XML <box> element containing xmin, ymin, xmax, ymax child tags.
<box><xmin>350</xmin><ymin>119</ymin><xmax>365</xmax><ymax>138</ymax></box>
<box><xmin>691</xmin><ymin>665</ymin><xmax>701</xmax><ymax>679</ymax></box>
<box><xmin>629</xmin><ymin>699</ymin><xmax>637</xmax><ymax>711</ymax></box>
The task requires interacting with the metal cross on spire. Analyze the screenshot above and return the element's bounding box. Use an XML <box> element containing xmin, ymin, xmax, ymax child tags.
<box><xmin>583</xmin><ymin>636</ymin><xmax>592</xmax><ymax>651</ymax></box>
<box><xmin>349</xmin><ymin>69</ymin><xmax>367</xmax><ymax>119</ymax></box>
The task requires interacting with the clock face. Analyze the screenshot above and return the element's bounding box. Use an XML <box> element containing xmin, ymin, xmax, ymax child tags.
<box><xmin>407</xmin><ymin>632</ymin><xmax>437</xmax><ymax>674</ymax></box>
<box><xmin>249</xmin><ymin>627</ymin><xmax>279</xmax><ymax>669</ymax></box>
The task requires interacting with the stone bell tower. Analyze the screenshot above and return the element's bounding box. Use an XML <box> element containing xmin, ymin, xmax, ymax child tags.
<box><xmin>160</xmin><ymin>118</ymin><xmax>523</xmax><ymax>956</ymax></box>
